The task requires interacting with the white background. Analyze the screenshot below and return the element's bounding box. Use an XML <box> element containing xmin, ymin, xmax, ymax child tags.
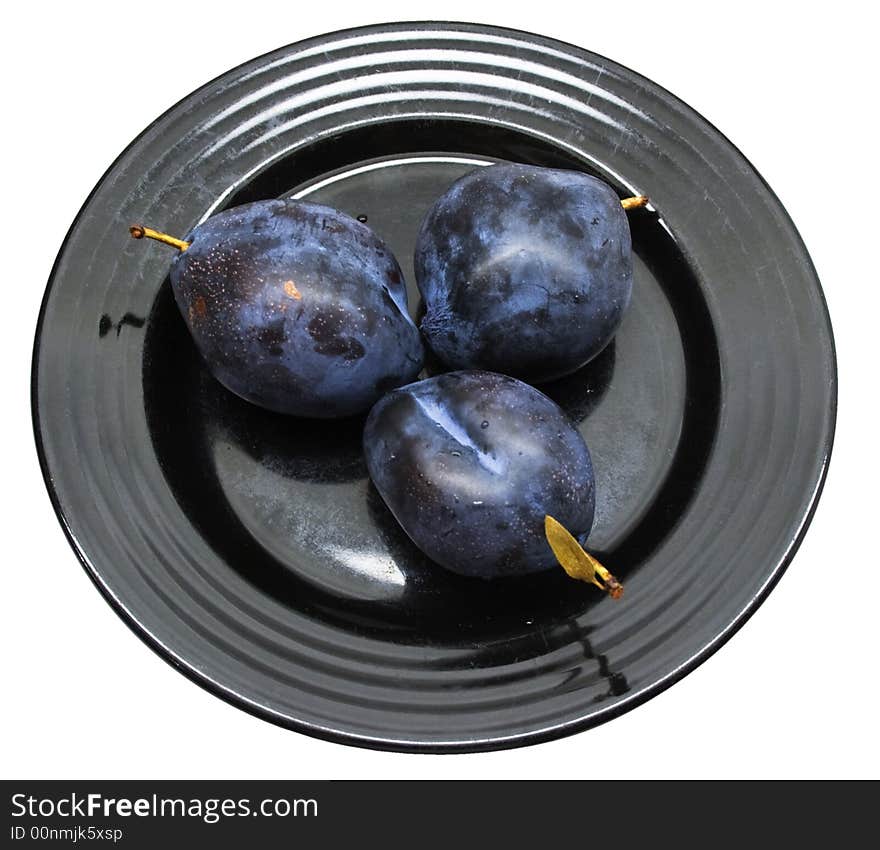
<box><xmin>2</xmin><ymin>1</ymin><xmax>877</xmax><ymax>779</ymax></box>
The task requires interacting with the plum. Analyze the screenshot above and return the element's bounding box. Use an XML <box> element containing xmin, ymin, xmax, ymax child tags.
<box><xmin>363</xmin><ymin>370</ymin><xmax>599</xmax><ymax>579</ymax></box>
<box><xmin>415</xmin><ymin>163</ymin><xmax>638</xmax><ymax>383</ymax></box>
<box><xmin>130</xmin><ymin>199</ymin><xmax>424</xmax><ymax>418</ymax></box>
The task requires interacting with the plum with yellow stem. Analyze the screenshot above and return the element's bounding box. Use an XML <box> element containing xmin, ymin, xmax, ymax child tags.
<box><xmin>130</xmin><ymin>199</ymin><xmax>424</xmax><ymax>418</ymax></box>
<box><xmin>364</xmin><ymin>369</ymin><xmax>621</xmax><ymax>594</ymax></box>
<box><xmin>415</xmin><ymin>163</ymin><xmax>647</xmax><ymax>383</ymax></box>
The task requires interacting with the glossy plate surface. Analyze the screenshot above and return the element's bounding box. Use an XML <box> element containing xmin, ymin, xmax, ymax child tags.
<box><xmin>33</xmin><ymin>22</ymin><xmax>836</xmax><ymax>751</ymax></box>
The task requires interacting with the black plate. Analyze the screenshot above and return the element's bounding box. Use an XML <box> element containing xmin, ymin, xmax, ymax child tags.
<box><xmin>32</xmin><ymin>22</ymin><xmax>836</xmax><ymax>752</ymax></box>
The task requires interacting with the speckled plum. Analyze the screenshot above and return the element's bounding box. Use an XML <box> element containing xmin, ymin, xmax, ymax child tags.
<box><xmin>169</xmin><ymin>199</ymin><xmax>424</xmax><ymax>418</ymax></box>
<box><xmin>415</xmin><ymin>163</ymin><xmax>633</xmax><ymax>383</ymax></box>
<box><xmin>363</xmin><ymin>370</ymin><xmax>595</xmax><ymax>578</ymax></box>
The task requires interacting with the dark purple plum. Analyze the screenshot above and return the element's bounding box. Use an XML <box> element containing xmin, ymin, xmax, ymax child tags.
<box><xmin>363</xmin><ymin>370</ymin><xmax>595</xmax><ymax>578</ymax></box>
<box><xmin>135</xmin><ymin>199</ymin><xmax>424</xmax><ymax>418</ymax></box>
<box><xmin>415</xmin><ymin>163</ymin><xmax>633</xmax><ymax>383</ymax></box>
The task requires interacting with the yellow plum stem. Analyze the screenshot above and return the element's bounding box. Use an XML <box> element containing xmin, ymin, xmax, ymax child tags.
<box><xmin>587</xmin><ymin>553</ymin><xmax>624</xmax><ymax>599</ymax></box>
<box><xmin>544</xmin><ymin>515</ymin><xmax>623</xmax><ymax>599</ymax></box>
<box><xmin>621</xmin><ymin>195</ymin><xmax>649</xmax><ymax>210</ymax></box>
<box><xmin>129</xmin><ymin>224</ymin><xmax>190</xmax><ymax>251</ymax></box>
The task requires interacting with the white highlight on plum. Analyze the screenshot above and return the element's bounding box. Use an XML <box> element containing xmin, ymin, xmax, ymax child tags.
<box><xmin>412</xmin><ymin>396</ymin><xmax>506</xmax><ymax>476</ymax></box>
